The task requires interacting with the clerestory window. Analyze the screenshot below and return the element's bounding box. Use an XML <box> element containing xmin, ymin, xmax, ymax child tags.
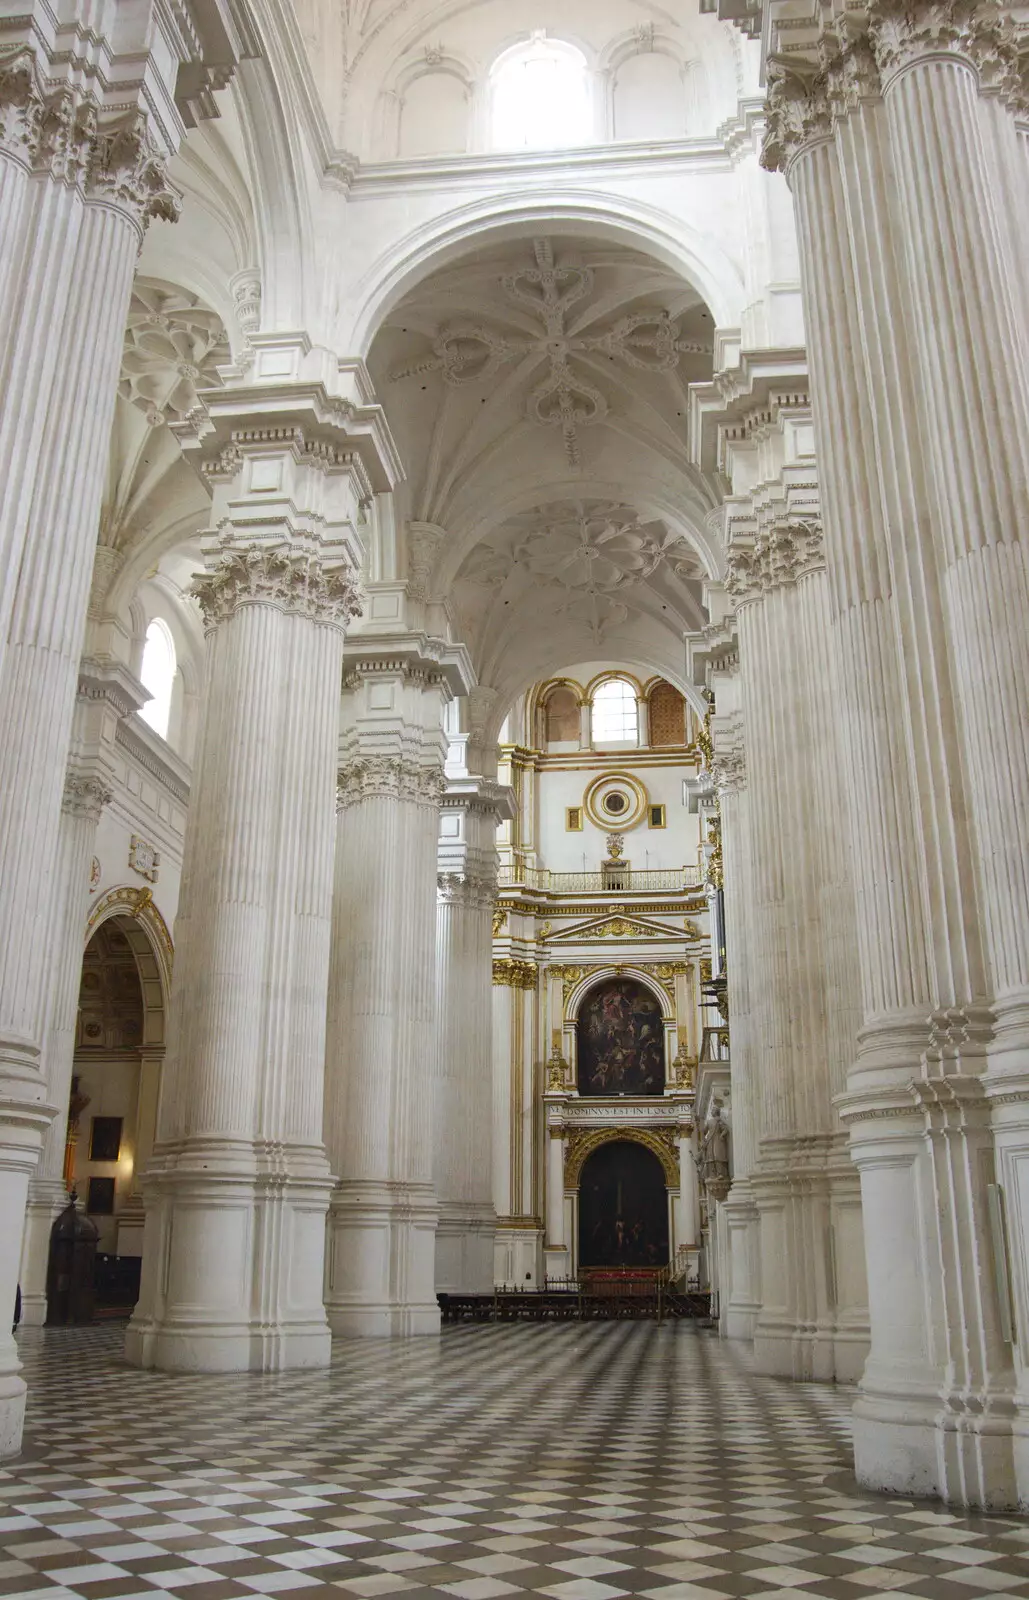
<box><xmin>490</xmin><ymin>33</ymin><xmax>592</xmax><ymax>152</ymax></box>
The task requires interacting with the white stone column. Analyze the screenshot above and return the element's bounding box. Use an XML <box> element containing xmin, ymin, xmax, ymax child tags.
<box><xmin>17</xmin><ymin>771</ymin><xmax>110</xmax><ymax>1327</ymax></box>
<box><xmin>127</xmin><ymin>390</ymin><xmax>369</xmax><ymax>1373</ymax></box>
<box><xmin>763</xmin><ymin>5</ymin><xmax>1022</xmax><ymax>1504</ymax></box>
<box><xmin>870</xmin><ymin>13</ymin><xmax>1029</xmax><ymax>1502</ymax></box>
<box><xmin>435</xmin><ymin>778</ymin><xmax>508</xmax><ymax>1292</ymax></box>
<box><xmin>324</xmin><ymin>639</ymin><xmax>470</xmax><ymax>1334</ymax></box>
<box><xmin>0</xmin><ymin>0</ymin><xmax>242</xmax><ymax>1454</ymax></box>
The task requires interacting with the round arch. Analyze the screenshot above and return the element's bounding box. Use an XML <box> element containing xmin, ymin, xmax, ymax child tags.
<box><xmin>566</xmin><ymin>966</ymin><xmax>674</xmax><ymax>1025</ymax></box>
<box><xmin>566</xmin><ymin>1127</ymin><xmax>679</xmax><ymax>1188</ymax></box>
<box><xmin>85</xmin><ymin>887</ymin><xmax>173</xmax><ymax>1034</ymax></box>
<box><xmin>349</xmin><ymin>192</ymin><xmax>744</xmax><ymax>354</ymax></box>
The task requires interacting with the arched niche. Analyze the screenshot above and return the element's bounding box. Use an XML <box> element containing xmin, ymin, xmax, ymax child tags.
<box><xmin>647</xmin><ymin>679</ymin><xmax>687</xmax><ymax>746</ymax></box>
<box><xmin>575</xmin><ymin>975</ymin><xmax>666</xmax><ymax>1097</ymax></box>
<box><xmin>576</xmin><ymin>1137</ymin><xmax>672</xmax><ymax>1270</ymax></box>
<box><xmin>613</xmin><ymin>52</ymin><xmax>688</xmax><ymax>142</ymax></box>
<box><xmin>398</xmin><ymin>69</ymin><xmax>471</xmax><ymax>158</ymax></box>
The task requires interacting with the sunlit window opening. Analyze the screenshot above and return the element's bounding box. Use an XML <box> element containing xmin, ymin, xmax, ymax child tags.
<box><xmin>491</xmin><ymin>33</ymin><xmax>592</xmax><ymax>151</ymax></box>
<box><xmin>139</xmin><ymin>618</ymin><xmax>176</xmax><ymax>740</ymax></box>
<box><xmin>592</xmin><ymin>677</ymin><xmax>638</xmax><ymax>745</ymax></box>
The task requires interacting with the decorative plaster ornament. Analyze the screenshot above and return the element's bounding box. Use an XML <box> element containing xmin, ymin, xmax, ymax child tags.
<box><xmin>119</xmin><ymin>280</ymin><xmax>229</xmax><ymax>427</ymax></box>
<box><xmin>390</xmin><ymin>238</ymin><xmax>711</xmax><ymax>465</ymax></box>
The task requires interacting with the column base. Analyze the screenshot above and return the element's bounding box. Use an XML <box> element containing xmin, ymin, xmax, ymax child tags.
<box><xmin>126</xmin><ymin>1143</ymin><xmax>333</xmax><ymax>1373</ymax></box>
<box><xmin>750</xmin><ymin>1137</ymin><xmax>869</xmax><ymax>1382</ymax></box>
<box><xmin>325</xmin><ymin>1178</ymin><xmax>440</xmax><ymax>1337</ymax></box>
<box><xmin>853</xmin><ymin>1388</ymin><xmax>1020</xmax><ymax>1511</ymax></box>
<box><xmin>18</xmin><ymin>1176</ymin><xmax>69</xmax><ymax>1327</ymax></box>
<box><xmin>435</xmin><ymin>1202</ymin><xmax>495</xmax><ymax>1293</ymax></box>
<box><xmin>719</xmin><ymin>1183</ymin><xmax>761</xmax><ymax>1343</ymax></box>
<box><xmin>0</xmin><ymin>1371</ymin><xmax>27</xmax><ymax>1459</ymax></box>
<box><xmin>494</xmin><ymin>1220</ymin><xmax>543</xmax><ymax>1289</ymax></box>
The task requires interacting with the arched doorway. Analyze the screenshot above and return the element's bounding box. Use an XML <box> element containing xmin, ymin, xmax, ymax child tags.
<box><xmin>578</xmin><ymin>1140</ymin><xmax>669</xmax><ymax>1270</ymax></box>
<box><xmin>576</xmin><ymin>977</ymin><xmax>665</xmax><ymax>1096</ymax></box>
<box><xmin>62</xmin><ymin>903</ymin><xmax>168</xmax><ymax>1316</ymax></box>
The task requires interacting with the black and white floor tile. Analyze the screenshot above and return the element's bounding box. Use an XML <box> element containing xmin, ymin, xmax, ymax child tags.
<box><xmin>2</xmin><ymin>1322</ymin><xmax>1027</xmax><ymax>1600</ymax></box>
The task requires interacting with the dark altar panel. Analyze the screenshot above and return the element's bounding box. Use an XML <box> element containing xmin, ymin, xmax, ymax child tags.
<box><xmin>578</xmin><ymin>1140</ymin><xmax>669</xmax><ymax>1269</ymax></box>
<box><xmin>576</xmin><ymin>977</ymin><xmax>664</xmax><ymax>1096</ymax></box>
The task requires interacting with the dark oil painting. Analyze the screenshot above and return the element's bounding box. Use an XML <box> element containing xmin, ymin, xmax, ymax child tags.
<box><xmin>578</xmin><ymin>1140</ymin><xmax>669</xmax><ymax>1269</ymax></box>
<box><xmin>576</xmin><ymin>977</ymin><xmax>664</xmax><ymax>1096</ymax></box>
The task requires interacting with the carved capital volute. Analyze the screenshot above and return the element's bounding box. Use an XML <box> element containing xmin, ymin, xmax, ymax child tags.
<box><xmin>192</xmin><ymin>546</ymin><xmax>363</xmax><ymax>633</ymax></box>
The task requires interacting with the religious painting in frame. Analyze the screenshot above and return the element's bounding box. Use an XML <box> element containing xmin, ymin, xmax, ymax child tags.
<box><xmin>578</xmin><ymin>1139</ymin><xmax>670</xmax><ymax>1269</ymax></box>
<box><xmin>576</xmin><ymin>977</ymin><xmax>664</xmax><ymax>1096</ymax></box>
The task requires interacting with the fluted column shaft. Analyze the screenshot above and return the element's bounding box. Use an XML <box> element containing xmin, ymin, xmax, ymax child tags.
<box><xmin>17</xmin><ymin>773</ymin><xmax>111</xmax><ymax>1327</ymax></box>
<box><xmin>325</xmin><ymin>657</ymin><xmax>455</xmax><ymax>1336</ymax></box>
<box><xmin>766</xmin><ymin>3</ymin><xmax>1023</xmax><ymax>1502</ymax></box>
<box><xmin>729</xmin><ymin>540</ymin><xmax>865</xmax><ymax>1380</ymax></box>
<box><xmin>0</xmin><ymin>38</ymin><xmax>181</xmax><ymax>1453</ymax></box>
<box><xmin>126</xmin><ymin>547</ymin><xmax>358</xmax><ymax>1373</ymax></box>
<box><xmin>434</xmin><ymin>782</ymin><xmax>504</xmax><ymax>1293</ymax></box>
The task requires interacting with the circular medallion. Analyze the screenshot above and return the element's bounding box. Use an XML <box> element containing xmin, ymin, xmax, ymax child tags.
<box><xmin>583</xmin><ymin>772</ymin><xmax>648</xmax><ymax>831</ymax></box>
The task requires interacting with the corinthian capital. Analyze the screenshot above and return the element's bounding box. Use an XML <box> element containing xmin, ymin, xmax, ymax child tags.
<box><xmin>726</xmin><ymin>520</ymin><xmax>825</xmax><ymax>605</ymax></box>
<box><xmin>336</xmin><ymin>756</ymin><xmax>447</xmax><ymax>809</ymax></box>
<box><xmin>437</xmin><ymin>869</ymin><xmax>497</xmax><ymax>908</ymax></box>
<box><xmin>761</xmin><ymin>59</ymin><xmax>833</xmax><ymax>174</ymax></box>
<box><xmin>0</xmin><ymin>54</ymin><xmax>178</xmax><ymax>231</ymax></box>
<box><xmin>62</xmin><ymin>773</ymin><xmax>113</xmax><ymax>822</ymax></box>
<box><xmin>192</xmin><ymin>546</ymin><xmax>363</xmax><ymax>632</ymax></box>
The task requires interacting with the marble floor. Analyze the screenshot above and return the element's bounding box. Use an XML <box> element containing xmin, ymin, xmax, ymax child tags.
<box><xmin>2</xmin><ymin>1322</ymin><xmax>1028</xmax><ymax>1600</ymax></box>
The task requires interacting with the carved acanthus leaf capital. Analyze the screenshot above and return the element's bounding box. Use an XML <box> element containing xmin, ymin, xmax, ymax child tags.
<box><xmin>336</xmin><ymin>756</ymin><xmax>447</xmax><ymax>809</ymax></box>
<box><xmin>711</xmin><ymin>748</ymin><xmax>747</xmax><ymax>796</ymax></box>
<box><xmin>726</xmin><ymin>520</ymin><xmax>825</xmax><ymax>605</ymax></box>
<box><xmin>0</xmin><ymin>54</ymin><xmax>178</xmax><ymax>231</ymax></box>
<box><xmin>62</xmin><ymin>774</ymin><xmax>113</xmax><ymax>822</ymax></box>
<box><xmin>192</xmin><ymin>546</ymin><xmax>363</xmax><ymax>632</ymax></box>
<box><xmin>438</xmin><ymin>869</ymin><xmax>497</xmax><ymax>908</ymax></box>
<box><xmin>760</xmin><ymin>59</ymin><xmax>833</xmax><ymax>174</ymax></box>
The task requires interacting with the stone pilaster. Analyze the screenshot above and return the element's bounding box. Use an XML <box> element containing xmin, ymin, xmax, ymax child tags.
<box><xmin>434</xmin><ymin>777</ymin><xmax>514</xmax><ymax>1292</ymax></box>
<box><xmin>127</xmin><ymin>395</ymin><xmax>369</xmax><ymax>1374</ymax></box>
<box><xmin>764</xmin><ymin>0</ymin><xmax>1024</xmax><ymax>1506</ymax></box>
<box><xmin>17</xmin><ymin>769</ymin><xmax>112</xmax><ymax>1327</ymax></box>
<box><xmin>324</xmin><ymin>635</ymin><xmax>473</xmax><ymax>1333</ymax></box>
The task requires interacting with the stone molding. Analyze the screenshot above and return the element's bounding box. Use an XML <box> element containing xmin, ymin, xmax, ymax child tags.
<box><xmin>762</xmin><ymin>3</ymin><xmax>1029</xmax><ymax>172</ymax></box>
<box><xmin>61</xmin><ymin>773</ymin><xmax>113</xmax><ymax>822</ymax></box>
<box><xmin>437</xmin><ymin>870</ymin><xmax>496</xmax><ymax>908</ymax></box>
<box><xmin>725</xmin><ymin>519</ymin><xmax>825</xmax><ymax>604</ymax></box>
<box><xmin>0</xmin><ymin>51</ymin><xmax>178</xmax><ymax>231</ymax></box>
<box><xmin>192</xmin><ymin>546</ymin><xmax>363</xmax><ymax>633</ymax></box>
<box><xmin>336</xmin><ymin>756</ymin><xmax>447</xmax><ymax>809</ymax></box>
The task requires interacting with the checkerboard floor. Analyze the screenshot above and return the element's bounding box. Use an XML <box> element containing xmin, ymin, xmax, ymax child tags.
<box><xmin>3</xmin><ymin>1323</ymin><xmax>1028</xmax><ymax>1600</ymax></box>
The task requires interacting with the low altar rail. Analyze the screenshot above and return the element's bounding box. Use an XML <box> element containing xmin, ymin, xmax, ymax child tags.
<box><xmin>438</xmin><ymin>1268</ymin><xmax>711</xmax><ymax>1324</ymax></box>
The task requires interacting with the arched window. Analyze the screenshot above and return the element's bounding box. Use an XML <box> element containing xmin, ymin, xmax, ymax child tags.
<box><xmin>592</xmin><ymin>677</ymin><xmax>638</xmax><ymax>746</ymax></box>
<box><xmin>139</xmin><ymin>618</ymin><xmax>176</xmax><ymax>740</ymax></box>
<box><xmin>491</xmin><ymin>33</ymin><xmax>592</xmax><ymax>151</ymax></box>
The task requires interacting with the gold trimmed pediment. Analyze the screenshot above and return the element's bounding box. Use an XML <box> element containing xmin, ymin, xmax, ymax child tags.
<box><xmin>544</xmin><ymin>912</ymin><xmax>684</xmax><ymax>943</ymax></box>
